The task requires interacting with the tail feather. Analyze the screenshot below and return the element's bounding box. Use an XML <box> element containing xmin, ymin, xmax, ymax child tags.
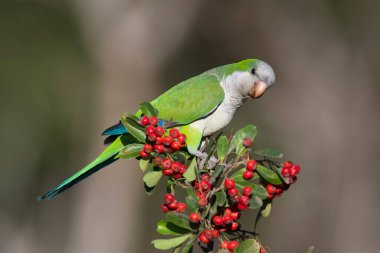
<box><xmin>38</xmin><ymin>135</ymin><xmax>126</xmax><ymax>200</ymax></box>
<box><xmin>102</xmin><ymin>121</ymin><xmax>128</xmax><ymax>136</ymax></box>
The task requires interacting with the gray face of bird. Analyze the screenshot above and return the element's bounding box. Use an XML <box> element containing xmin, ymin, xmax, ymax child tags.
<box><xmin>248</xmin><ymin>61</ymin><xmax>275</xmax><ymax>99</ymax></box>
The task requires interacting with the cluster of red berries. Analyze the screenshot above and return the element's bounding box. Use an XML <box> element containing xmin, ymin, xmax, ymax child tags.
<box><xmin>139</xmin><ymin>115</ymin><xmax>187</xmax><ymax>157</ymax></box>
<box><xmin>243</xmin><ymin>159</ymin><xmax>257</xmax><ymax>180</ymax></box>
<box><xmin>193</xmin><ymin>173</ymin><xmax>212</xmax><ymax>207</ymax></box>
<box><xmin>161</xmin><ymin>193</ymin><xmax>187</xmax><ymax>213</ymax></box>
<box><xmin>224</xmin><ymin>179</ymin><xmax>252</xmax><ymax>211</ymax></box>
<box><xmin>157</xmin><ymin>158</ymin><xmax>187</xmax><ymax>179</ymax></box>
<box><xmin>198</xmin><ymin>228</ymin><xmax>220</xmax><ymax>245</ymax></box>
<box><xmin>212</xmin><ymin>207</ymin><xmax>241</xmax><ymax>232</ymax></box>
<box><xmin>220</xmin><ymin>240</ymin><xmax>239</xmax><ymax>252</ymax></box>
<box><xmin>281</xmin><ymin>161</ymin><xmax>301</xmax><ymax>184</ymax></box>
<box><xmin>266</xmin><ymin>183</ymin><xmax>289</xmax><ymax>200</ymax></box>
<box><xmin>266</xmin><ymin>162</ymin><xmax>301</xmax><ymax>199</ymax></box>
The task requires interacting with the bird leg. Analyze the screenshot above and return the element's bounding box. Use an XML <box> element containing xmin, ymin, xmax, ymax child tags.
<box><xmin>194</xmin><ymin>151</ymin><xmax>219</xmax><ymax>169</ymax></box>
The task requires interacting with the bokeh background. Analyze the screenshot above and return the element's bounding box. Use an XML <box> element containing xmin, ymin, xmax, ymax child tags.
<box><xmin>1</xmin><ymin>0</ymin><xmax>379</xmax><ymax>252</ymax></box>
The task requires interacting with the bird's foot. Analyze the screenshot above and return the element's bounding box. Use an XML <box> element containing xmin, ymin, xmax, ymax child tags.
<box><xmin>194</xmin><ymin>151</ymin><xmax>219</xmax><ymax>169</ymax></box>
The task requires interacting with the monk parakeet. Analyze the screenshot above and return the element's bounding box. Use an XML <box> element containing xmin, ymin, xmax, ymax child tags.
<box><xmin>38</xmin><ymin>59</ymin><xmax>275</xmax><ymax>200</ymax></box>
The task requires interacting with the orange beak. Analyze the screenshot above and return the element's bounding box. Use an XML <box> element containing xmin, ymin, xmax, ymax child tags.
<box><xmin>249</xmin><ymin>80</ymin><xmax>268</xmax><ymax>99</ymax></box>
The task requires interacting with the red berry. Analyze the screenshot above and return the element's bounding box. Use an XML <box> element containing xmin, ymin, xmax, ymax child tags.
<box><xmin>243</xmin><ymin>170</ymin><xmax>254</xmax><ymax>180</ymax></box>
<box><xmin>171</xmin><ymin>141</ymin><xmax>181</xmax><ymax>151</ymax></box>
<box><xmin>246</xmin><ymin>160</ymin><xmax>257</xmax><ymax>171</ymax></box>
<box><xmin>161</xmin><ymin>204</ymin><xmax>169</xmax><ymax>213</ymax></box>
<box><xmin>224</xmin><ymin>179</ymin><xmax>235</xmax><ymax>189</ymax></box>
<box><xmin>237</xmin><ymin>203</ymin><xmax>249</xmax><ymax>211</ymax></box>
<box><xmin>200</xmin><ymin>181</ymin><xmax>210</xmax><ymax>192</ymax></box>
<box><xmin>283</xmin><ymin>161</ymin><xmax>293</xmax><ymax>168</ymax></box>
<box><xmin>155</xmin><ymin>136</ymin><xmax>163</xmax><ymax>144</ymax></box>
<box><xmin>164</xmin><ymin>193</ymin><xmax>175</xmax><ymax>204</ymax></box>
<box><xmin>227</xmin><ymin>188</ymin><xmax>239</xmax><ymax>197</ymax></box>
<box><xmin>230</xmin><ymin>222</ymin><xmax>239</xmax><ymax>231</ymax></box>
<box><xmin>228</xmin><ymin>241</ymin><xmax>239</xmax><ymax>251</ymax></box>
<box><xmin>212</xmin><ymin>229</ymin><xmax>219</xmax><ymax>238</ymax></box>
<box><xmin>154</xmin><ymin>144</ymin><xmax>165</xmax><ymax>153</ymax></box>
<box><xmin>172</xmin><ymin>173</ymin><xmax>182</xmax><ymax>180</ymax></box>
<box><xmin>162</xmin><ymin>169</ymin><xmax>173</xmax><ymax>176</ymax></box>
<box><xmin>171</xmin><ymin>161</ymin><xmax>182</xmax><ymax>173</ymax></box>
<box><xmin>140</xmin><ymin>116</ymin><xmax>150</xmax><ymax>126</ymax></box>
<box><xmin>230</xmin><ymin>195</ymin><xmax>241</xmax><ymax>204</ymax></box>
<box><xmin>290</xmin><ymin>165</ymin><xmax>301</xmax><ymax>177</ymax></box>
<box><xmin>176</xmin><ymin>203</ymin><xmax>187</xmax><ymax>212</ymax></box>
<box><xmin>243</xmin><ymin>137</ymin><xmax>253</xmax><ymax>147</ymax></box>
<box><xmin>266</xmin><ymin>184</ymin><xmax>276</xmax><ymax>195</ymax></box>
<box><xmin>189</xmin><ymin>212</ymin><xmax>200</xmax><ymax>223</ymax></box>
<box><xmin>154</xmin><ymin>126</ymin><xmax>165</xmax><ymax>137</ymax></box>
<box><xmin>240</xmin><ymin>196</ymin><xmax>250</xmax><ymax>206</ymax></box>
<box><xmin>212</xmin><ymin>216</ymin><xmax>224</xmax><ymax>226</ymax></box>
<box><xmin>198</xmin><ymin>233</ymin><xmax>210</xmax><ymax>244</ymax></box>
<box><xmin>146</xmin><ymin>125</ymin><xmax>155</xmax><ymax>135</ymax></box>
<box><xmin>139</xmin><ymin>150</ymin><xmax>149</xmax><ymax>158</ymax></box>
<box><xmin>220</xmin><ymin>241</ymin><xmax>229</xmax><ymax>249</ymax></box>
<box><xmin>143</xmin><ymin>144</ymin><xmax>153</xmax><ymax>153</ymax></box>
<box><xmin>179</xmin><ymin>164</ymin><xmax>187</xmax><ymax>174</ymax></box>
<box><xmin>243</xmin><ymin>186</ymin><xmax>252</xmax><ymax>196</ymax></box>
<box><xmin>204</xmin><ymin>229</ymin><xmax>213</xmax><ymax>240</ymax></box>
<box><xmin>224</xmin><ymin>208</ymin><xmax>232</xmax><ymax>216</ymax></box>
<box><xmin>200</xmin><ymin>174</ymin><xmax>210</xmax><ymax>182</ymax></box>
<box><xmin>153</xmin><ymin>157</ymin><xmax>162</xmax><ymax>166</ymax></box>
<box><xmin>267</xmin><ymin>193</ymin><xmax>275</xmax><ymax>199</ymax></box>
<box><xmin>223</xmin><ymin>215</ymin><xmax>233</xmax><ymax>225</ymax></box>
<box><xmin>149</xmin><ymin>116</ymin><xmax>158</xmax><ymax>126</ymax></box>
<box><xmin>260</xmin><ymin>246</ymin><xmax>267</xmax><ymax>253</ymax></box>
<box><xmin>281</xmin><ymin>167</ymin><xmax>290</xmax><ymax>177</ymax></box>
<box><xmin>147</xmin><ymin>134</ymin><xmax>157</xmax><ymax>142</ymax></box>
<box><xmin>163</xmin><ymin>136</ymin><xmax>173</xmax><ymax>146</ymax></box>
<box><xmin>167</xmin><ymin>200</ymin><xmax>179</xmax><ymax>210</ymax></box>
<box><xmin>275</xmin><ymin>187</ymin><xmax>283</xmax><ymax>194</ymax></box>
<box><xmin>177</xmin><ymin>134</ymin><xmax>186</xmax><ymax>145</ymax></box>
<box><xmin>169</xmin><ymin>128</ymin><xmax>180</xmax><ymax>138</ymax></box>
<box><xmin>231</xmin><ymin>212</ymin><xmax>241</xmax><ymax>220</ymax></box>
<box><xmin>162</xmin><ymin>158</ymin><xmax>172</xmax><ymax>169</ymax></box>
<box><xmin>199</xmin><ymin>197</ymin><xmax>208</xmax><ymax>207</ymax></box>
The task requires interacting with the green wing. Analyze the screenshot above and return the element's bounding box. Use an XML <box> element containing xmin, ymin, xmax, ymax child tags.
<box><xmin>150</xmin><ymin>72</ymin><xmax>224</xmax><ymax>124</ymax></box>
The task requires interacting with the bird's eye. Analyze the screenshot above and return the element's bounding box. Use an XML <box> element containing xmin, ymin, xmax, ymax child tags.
<box><xmin>251</xmin><ymin>68</ymin><xmax>256</xmax><ymax>75</ymax></box>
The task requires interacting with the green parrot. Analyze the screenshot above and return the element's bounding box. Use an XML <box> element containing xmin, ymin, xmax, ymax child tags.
<box><xmin>38</xmin><ymin>59</ymin><xmax>275</xmax><ymax>200</ymax></box>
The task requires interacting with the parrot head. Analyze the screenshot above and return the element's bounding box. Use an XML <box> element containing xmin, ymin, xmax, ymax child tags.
<box><xmin>226</xmin><ymin>59</ymin><xmax>275</xmax><ymax>99</ymax></box>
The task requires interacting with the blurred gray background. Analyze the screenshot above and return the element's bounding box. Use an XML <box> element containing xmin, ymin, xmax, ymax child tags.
<box><xmin>1</xmin><ymin>0</ymin><xmax>379</xmax><ymax>252</ymax></box>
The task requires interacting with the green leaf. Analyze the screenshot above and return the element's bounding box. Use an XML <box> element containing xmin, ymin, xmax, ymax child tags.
<box><xmin>217</xmin><ymin>136</ymin><xmax>229</xmax><ymax>161</ymax></box>
<box><xmin>166</xmin><ymin>212</ymin><xmax>191</xmax><ymax>230</ymax></box>
<box><xmin>229</xmin><ymin>125</ymin><xmax>257</xmax><ymax>155</ymax></box>
<box><xmin>235</xmin><ymin>239</ymin><xmax>260</xmax><ymax>253</ymax></box>
<box><xmin>185</xmin><ymin>195</ymin><xmax>198</xmax><ymax>213</ymax></box>
<box><xmin>152</xmin><ymin>234</ymin><xmax>192</xmax><ymax>250</ymax></box>
<box><xmin>143</xmin><ymin>171</ymin><xmax>163</xmax><ymax>188</ymax></box>
<box><xmin>256</xmin><ymin>165</ymin><xmax>282</xmax><ymax>185</ymax></box>
<box><xmin>249</xmin><ymin>196</ymin><xmax>263</xmax><ymax>209</ymax></box>
<box><xmin>156</xmin><ymin>220</ymin><xmax>190</xmax><ymax>235</ymax></box>
<box><xmin>124</xmin><ymin>112</ymin><xmax>140</xmax><ymax>123</ymax></box>
<box><xmin>215</xmin><ymin>190</ymin><xmax>227</xmax><ymax>206</ymax></box>
<box><xmin>118</xmin><ymin>143</ymin><xmax>144</xmax><ymax>159</ymax></box>
<box><xmin>139</xmin><ymin>159</ymin><xmax>151</xmax><ymax>173</ymax></box>
<box><xmin>144</xmin><ymin>183</ymin><xmax>157</xmax><ymax>195</ymax></box>
<box><xmin>180</xmin><ymin>235</ymin><xmax>196</xmax><ymax>253</ymax></box>
<box><xmin>183</xmin><ymin>157</ymin><xmax>197</xmax><ymax>181</ymax></box>
<box><xmin>251</xmin><ymin>184</ymin><xmax>268</xmax><ymax>199</ymax></box>
<box><xmin>261</xmin><ymin>202</ymin><xmax>272</xmax><ymax>218</ymax></box>
<box><xmin>254</xmin><ymin>148</ymin><xmax>283</xmax><ymax>159</ymax></box>
<box><xmin>120</xmin><ymin>114</ymin><xmax>146</xmax><ymax>142</ymax></box>
<box><xmin>140</xmin><ymin>101</ymin><xmax>158</xmax><ymax>117</ymax></box>
<box><xmin>305</xmin><ymin>246</ymin><xmax>315</xmax><ymax>253</ymax></box>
